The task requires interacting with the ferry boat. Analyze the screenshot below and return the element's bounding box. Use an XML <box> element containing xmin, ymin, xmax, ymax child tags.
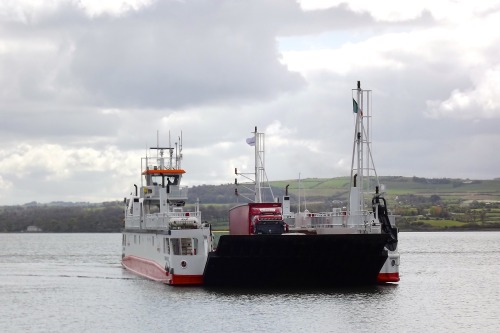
<box><xmin>121</xmin><ymin>134</ymin><xmax>213</xmax><ymax>285</ymax></box>
<box><xmin>203</xmin><ymin>81</ymin><xmax>399</xmax><ymax>286</ymax></box>
<box><xmin>283</xmin><ymin>81</ymin><xmax>400</xmax><ymax>283</ymax></box>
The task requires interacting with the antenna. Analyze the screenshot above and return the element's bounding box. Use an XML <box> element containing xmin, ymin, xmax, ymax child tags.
<box><xmin>177</xmin><ymin>132</ymin><xmax>183</xmax><ymax>169</ymax></box>
<box><xmin>169</xmin><ymin>131</ymin><xmax>173</xmax><ymax>168</ymax></box>
<box><xmin>235</xmin><ymin>126</ymin><xmax>275</xmax><ymax>203</ymax></box>
<box><xmin>298</xmin><ymin>173</ymin><xmax>301</xmax><ymax>213</ymax></box>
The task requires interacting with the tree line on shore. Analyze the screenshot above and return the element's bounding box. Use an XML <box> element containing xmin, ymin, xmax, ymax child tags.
<box><xmin>0</xmin><ymin>202</ymin><xmax>124</xmax><ymax>233</ymax></box>
<box><xmin>1</xmin><ymin>177</ymin><xmax>500</xmax><ymax>232</ymax></box>
<box><xmin>1</xmin><ymin>198</ymin><xmax>499</xmax><ymax>232</ymax></box>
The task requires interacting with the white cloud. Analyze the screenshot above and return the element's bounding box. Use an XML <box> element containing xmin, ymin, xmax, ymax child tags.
<box><xmin>0</xmin><ymin>0</ymin><xmax>153</xmax><ymax>22</ymax></box>
<box><xmin>0</xmin><ymin>176</ymin><xmax>13</xmax><ymax>190</ymax></box>
<box><xmin>425</xmin><ymin>66</ymin><xmax>500</xmax><ymax>120</ymax></box>
<box><xmin>281</xmin><ymin>5</ymin><xmax>500</xmax><ymax>123</ymax></box>
<box><xmin>1</xmin><ymin>0</ymin><xmax>500</xmax><ymax>204</ymax></box>
<box><xmin>0</xmin><ymin>144</ymin><xmax>134</xmax><ymax>177</ymax></box>
<box><xmin>77</xmin><ymin>0</ymin><xmax>154</xmax><ymax>17</ymax></box>
<box><xmin>281</xmin><ymin>42</ymin><xmax>405</xmax><ymax>75</ymax></box>
<box><xmin>301</xmin><ymin>0</ymin><xmax>500</xmax><ymax>22</ymax></box>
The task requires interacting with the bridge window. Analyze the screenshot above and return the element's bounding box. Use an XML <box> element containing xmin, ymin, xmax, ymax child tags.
<box><xmin>171</xmin><ymin>238</ymin><xmax>198</xmax><ymax>255</ymax></box>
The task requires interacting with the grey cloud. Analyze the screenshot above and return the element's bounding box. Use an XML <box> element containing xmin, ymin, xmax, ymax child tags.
<box><xmin>0</xmin><ymin>108</ymin><xmax>121</xmax><ymax>145</ymax></box>
<box><xmin>276</xmin><ymin>4</ymin><xmax>435</xmax><ymax>36</ymax></box>
<box><xmin>1</xmin><ymin>1</ymin><xmax>499</xmax><ymax>205</ymax></box>
<box><xmin>67</xmin><ymin>0</ymin><xmax>305</xmax><ymax>108</ymax></box>
<box><xmin>0</xmin><ymin>1</ymin><xmax>307</xmax><ymax>111</ymax></box>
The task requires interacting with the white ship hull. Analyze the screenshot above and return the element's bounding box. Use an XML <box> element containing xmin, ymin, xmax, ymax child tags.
<box><xmin>122</xmin><ymin>228</ymin><xmax>212</xmax><ymax>285</ymax></box>
<box><xmin>121</xmin><ymin>134</ymin><xmax>213</xmax><ymax>285</ymax></box>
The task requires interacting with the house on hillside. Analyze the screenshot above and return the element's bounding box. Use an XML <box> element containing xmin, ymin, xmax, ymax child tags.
<box><xmin>26</xmin><ymin>226</ymin><xmax>42</xmax><ymax>232</ymax></box>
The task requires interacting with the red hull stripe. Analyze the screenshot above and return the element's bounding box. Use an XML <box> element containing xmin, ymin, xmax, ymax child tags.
<box><xmin>170</xmin><ymin>274</ymin><xmax>204</xmax><ymax>285</ymax></box>
<box><xmin>377</xmin><ymin>272</ymin><xmax>400</xmax><ymax>283</ymax></box>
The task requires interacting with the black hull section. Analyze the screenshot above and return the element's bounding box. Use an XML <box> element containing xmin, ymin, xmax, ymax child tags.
<box><xmin>203</xmin><ymin>234</ymin><xmax>389</xmax><ymax>287</ymax></box>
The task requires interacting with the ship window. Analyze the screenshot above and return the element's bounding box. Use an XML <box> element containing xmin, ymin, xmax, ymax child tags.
<box><xmin>134</xmin><ymin>235</ymin><xmax>136</xmax><ymax>244</ymax></box>
<box><xmin>152</xmin><ymin>236</ymin><xmax>154</xmax><ymax>246</ymax></box>
<box><xmin>171</xmin><ymin>239</ymin><xmax>180</xmax><ymax>255</ymax></box>
<box><xmin>146</xmin><ymin>203</ymin><xmax>160</xmax><ymax>214</ymax></box>
<box><xmin>163</xmin><ymin>238</ymin><xmax>170</xmax><ymax>254</ymax></box>
<box><xmin>193</xmin><ymin>238</ymin><xmax>199</xmax><ymax>255</ymax></box>
<box><xmin>181</xmin><ymin>238</ymin><xmax>192</xmax><ymax>255</ymax></box>
<box><xmin>152</xmin><ymin>175</ymin><xmax>162</xmax><ymax>186</ymax></box>
<box><xmin>171</xmin><ymin>238</ymin><xmax>194</xmax><ymax>255</ymax></box>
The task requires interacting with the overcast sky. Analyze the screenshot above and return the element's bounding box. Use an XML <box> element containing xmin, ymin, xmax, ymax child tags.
<box><xmin>1</xmin><ymin>0</ymin><xmax>499</xmax><ymax>205</ymax></box>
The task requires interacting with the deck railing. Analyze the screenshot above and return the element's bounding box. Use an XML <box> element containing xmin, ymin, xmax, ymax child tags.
<box><xmin>125</xmin><ymin>211</ymin><xmax>202</xmax><ymax>230</ymax></box>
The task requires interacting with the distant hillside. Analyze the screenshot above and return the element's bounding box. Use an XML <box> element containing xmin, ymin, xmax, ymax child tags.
<box><xmin>192</xmin><ymin>176</ymin><xmax>500</xmax><ymax>206</ymax></box>
<box><xmin>2</xmin><ymin>176</ymin><xmax>499</xmax><ymax>232</ymax></box>
<box><xmin>276</xmin><ymin>176</ymin><xmax>500</xmax><ymax>202</ymax></box>
<box><xmin>8</xmin><ymin>176</ymin><xmax>500</xmax><ymax>208</ymax></box>
<box><xmin>191</xmin><ymin>176</ymin><xmax>500</xmax><ymax>232</ymax></box>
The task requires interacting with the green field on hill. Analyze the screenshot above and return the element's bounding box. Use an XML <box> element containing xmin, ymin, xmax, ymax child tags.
<box><xmin>271</xmin><ymin>176</ymin><xmax>500</xmax><ymax>203</ymax></box>
<box><xmin>268</xmin><ymin>176</ymin><xmax>500</xmax><ymax>231</ymax></box>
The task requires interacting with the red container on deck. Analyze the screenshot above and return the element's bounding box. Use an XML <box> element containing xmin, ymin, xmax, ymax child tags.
<box><xmin>229</xmin><ymin>202</ymin><xmax>284</xmax><ymax>235</ymax></box>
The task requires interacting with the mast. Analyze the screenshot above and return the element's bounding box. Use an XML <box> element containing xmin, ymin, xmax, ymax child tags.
<box><xmin>254</xmin><ymin>127</ymin><xmax>262</xmax><ymax>203</ymax></box>
<box><xmin>177</xmin><ymin>132</ymin><xmax>183</xmax><ymax>169</ymax></box>
<box><xmin>235</xmin><ymin>127</ymin><xmax>274</xmax><ymax>203</ymax></box>
<box><xmin>349</xmin><ymin>81</ymin><xmax>380</xmax><ymax>218</ymax></box>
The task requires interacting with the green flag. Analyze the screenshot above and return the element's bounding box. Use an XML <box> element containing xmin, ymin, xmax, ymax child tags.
<box><xmin>353</xmin><ymin>99</ymin><xmax>358</xmax><ymax>113</ymax></box>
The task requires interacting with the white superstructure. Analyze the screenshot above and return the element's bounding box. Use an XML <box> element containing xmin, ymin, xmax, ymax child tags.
<box><xmin>121</xmin><ymin>134</ymin><xmax>213</xmax><ymax>285</ymax></box>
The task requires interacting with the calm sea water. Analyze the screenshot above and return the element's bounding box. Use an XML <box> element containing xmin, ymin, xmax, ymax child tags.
<box><xmin>0</xmin><ymin>232</ymin><xmax>499</xmax><ymax>333</ymax></box>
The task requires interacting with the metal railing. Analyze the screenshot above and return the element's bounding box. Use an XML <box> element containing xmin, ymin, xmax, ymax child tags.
<box><xmin>124</xmin><ymin>210</ymin><xmax>202</xmax><ymax>230</ymax></box>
